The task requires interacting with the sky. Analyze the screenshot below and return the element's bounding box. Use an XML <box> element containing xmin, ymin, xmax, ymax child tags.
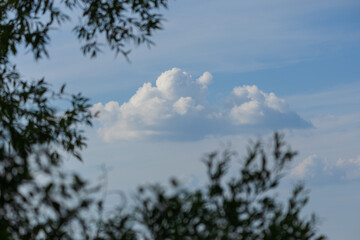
<box><xmin>13</xmin><ymin>0</ymin><xmax>360</xmax><ymax>239</ymax></box>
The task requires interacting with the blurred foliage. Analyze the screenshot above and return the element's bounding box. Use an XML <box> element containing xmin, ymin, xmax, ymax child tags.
<box><xmin>96</xmin><ymin>133</ymin><xmax>326</xmax><ymax>240</ymax></box>
<box><xmin>0</xmin><ymin>1</ymin><xmax>326</xmax><ymax>239</ymax></box>
<box><xmin>0</xmin><ymin>60</ymin><xmax>96</xmax><ymax>238</ymax></box>
<box><xmin>0</xmin><ymin>0</ymin><xmax>168</xmax><ymax>239</ymax></box>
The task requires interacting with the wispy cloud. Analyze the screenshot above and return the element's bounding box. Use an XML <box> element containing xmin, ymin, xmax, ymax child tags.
<box><xmin>291</xmin><ymin>154</ymin><xmax>360</xmax><ymax>183</ymax></box>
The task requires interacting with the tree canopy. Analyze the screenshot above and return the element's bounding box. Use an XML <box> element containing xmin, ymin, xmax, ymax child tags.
<box><xmin>0</xmin><ymin>0</ymin><xmax>168</xmax><ymax>61</ymax></box>
<box><xmin>96</xmin><ymin>134</ymin><xmax>326</xmax><ymax>240</ymax></box>
<box><xmin>0</xmin><ymin>1</ymin><xmax>326</xmax><ymax>239</ymax></box>
<box><xmin>0</xmin><ymin>0</ymin><xmax>169</xmax><ymax>238</ymax></box>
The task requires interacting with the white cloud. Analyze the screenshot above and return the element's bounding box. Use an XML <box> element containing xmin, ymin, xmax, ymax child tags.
<box><xmin>173</xmin><ymin>97</ymin><xmax>203</xmax><ymax>115</ymax></box>
<box><xmin>92</xmin><ymin>68</ymin><xmax>310</xmax><ymax>141</ymax></box>
<box><xmin>196</xmin><ymin>72</ymin><xmax>213</xmax><ymax>89</ymax></box>
<box><xmin>230</xmin><ymin>101</ymin><xmax>264</xmax><ymax>125</ymax></box>
<box><xmin>229</xmin><ymin>85</ymin><xmax>290</xmax><ymax>125</ymax></box>
<box><xmin>291</xmin><ymin>154</ymin><xmax>360</xmax><ymax>182</ymax></box>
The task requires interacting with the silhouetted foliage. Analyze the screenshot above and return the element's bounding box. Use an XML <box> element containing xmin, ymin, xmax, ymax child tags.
<box><xmin>0</xmin><ymin>62</ymin><xmax>96</xmax><ymax>238</ymax></box>
<box><xmin>95</xmin><ymin>133</ymin><xmax>326</xmax><ymax>240</ymax></box>
<box><xmin>0</xmin><ymin>0</ymin><xmax>169</xmax><ymax>239</ymax></box>
<box><xmin>0</xmin><ymin>0</ymin><xmax>168</xmax><ymax>61</ymax></box>
<box><xmin>0</xmin><ymin>1</ymin><xmax>326</xmax><ymax>239</ymax></box>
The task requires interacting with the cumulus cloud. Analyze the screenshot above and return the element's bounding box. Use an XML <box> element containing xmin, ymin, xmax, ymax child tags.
<box><xmin>91</xmin><ymin>68</ymin><xmax>310</xmax><ymax>141</ymax></box>
<box><xmin>196</xmin><ymin>72</ymin><xmax>213</xmax><ymax>89</ymax></box>
<box><xmin>291</xmin><ymin>155</ymin><xmax>360</xmax><ymax>183</ymax></box>
<box><xmin>229</xmin><ymin>86</ymin><xmax>285</xmax><ymax>124</ymax></box>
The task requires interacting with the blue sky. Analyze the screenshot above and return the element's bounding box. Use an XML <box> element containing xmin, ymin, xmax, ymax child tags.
<box><xmin>13</xmin><ymin>0</ymin><xmax>360</xmax><ymax>239</ymax></box>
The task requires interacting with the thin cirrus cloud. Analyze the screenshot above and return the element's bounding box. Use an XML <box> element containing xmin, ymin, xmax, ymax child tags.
<box><xmin>91</xmin><ymin>68</ymin><xmax>310</xmax><ymax>141</ymax></box>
